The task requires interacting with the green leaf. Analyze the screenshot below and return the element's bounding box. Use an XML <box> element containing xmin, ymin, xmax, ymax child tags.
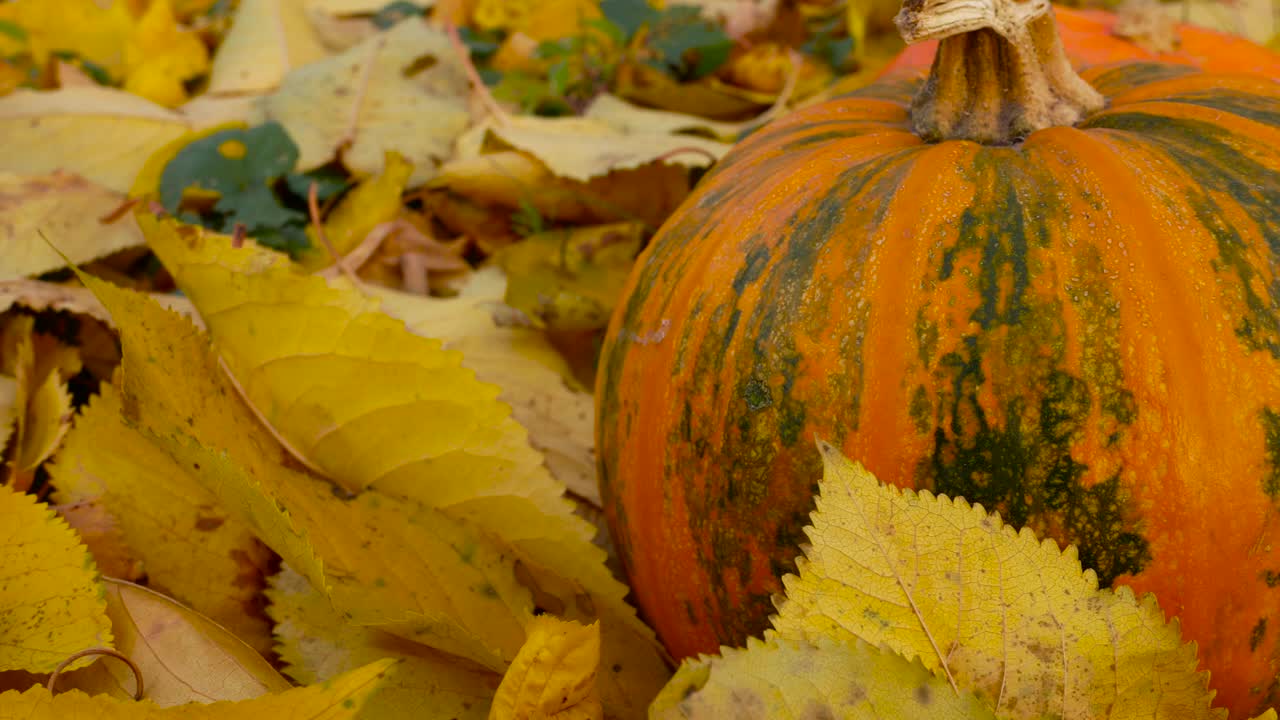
<box><xmin>647</xmin><ymin>5</ymin><xmax>733</xmax><ymax>80</ymax></box>
<box><xmin>599</xmin><ymin>0</ymin><xmax>659</xmax><ymax>39</ymax></box>
<box><xmin>159</xmin><ymin>122</ymin><xmax>309</xmax><ymax>252</ymax></box>
<box><xmin>0</xmin><ymin>19</ymin><xmax>27</xmax><ymax>42</ymax></box>
<box><xmin>458</xmin><ymin>26</ymin><xmax>500</xmax><ymax>61</ymax></box>
<box><xmin>284</xmin><ymin>166</ymin><xmax>350</xmax><ymax>203</ymax></box>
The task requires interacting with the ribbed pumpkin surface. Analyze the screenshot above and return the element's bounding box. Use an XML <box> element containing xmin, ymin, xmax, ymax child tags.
<box><xmin>597</xmin><ymin>63</ymin><xmax>1280</xmax><ymax>717</ymax></box>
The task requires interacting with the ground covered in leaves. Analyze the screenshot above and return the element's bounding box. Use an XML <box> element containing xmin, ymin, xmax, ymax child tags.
<box><xmin>0</xmin><ymin>0</ymin><xmax>1278</xmax><ymax>718</ymax></box>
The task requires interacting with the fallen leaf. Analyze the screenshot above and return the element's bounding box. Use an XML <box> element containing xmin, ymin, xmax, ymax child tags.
<box><xmin>77</xmin><ymin>263</ymin><xmax>536</xmax><ymax>671</ymax></box>
<box><xmin>0</xmin><ymin>86</ymin><xmax>191</xmax><ymax>193</ymax></box>
<box><xmin>48</xmin><ymin>385</ymin><xmax>276</xmax><ymax>656</ymax></box>
<box><xmin>142</xmin><ymin>216</ymin><xmax>669</xmax><ymax>715</ymax></box>
<box><xmin>0</xmin><ymin>374</ymin><xmax>16</xmax><ymax>451</ymax></box>
<box><xmin>4</xmin><ymin>314</ymin><xmax>78</xmax><ymax>478</ymax></box>
<box><xmin>499</xmin><ymin>222</ymin><xmax>643</xmax><ymax>332</ymax></box>
<box><xmin>372</xmin><ymin>266</ymin><xmax>598</xmax><ymax>504</ymax></box>
<box><xmin>458</xmin><ymin>114</ymin><xmax>728</xmax><ymax>183</ymax></box>
<box><xmin>0</xmin><ymin>0</ymin><xmax>134</xmax><ymax>78</ymax></box>
<box><xmin>298</xmin><ymin>151</ymin><xmax>415</xmax><ymax>271</ymax></box>
<box><xmin>179</xmin><ymin>95</ymin><xmax>259</xmax><ymax>130</ymax></box>
<box><xmin>52</xmin><ymin>499</ymin><xmax>143</xmax><ymax>583</ymax></box>
<box><xmin>0</xmin><ymin>658</ymin><xmax>393</xmax><ymax>718</ymax></box>
<box><xmin>269</xmin><ymin>564</ymin><xmax>499</xmax><ymax>720</ymax></box>
<box><xmin>59</xmin><ymin>580</ymin><xmax>290</xmax><ymax>704</ymax></box>
<box><xmin>122</xmin><ymin>0</ymin><xmax>211</xmax><ymax>107</ymax></box>
<box><xmin>651</xmin><ymin>635</ymin><xmax>997</xmax><ymax>719</ymax></box>
<box><xmin>0</xmin><ymin>279</ymin><xmax>198</xmax><ymax>328</ymax></box>
<box><xmin>255</xmin><ymin>18</ymin><xmax>470</xmax><ymax>186</ymax></box>
<box><xmin>772</xmin><ymin>441</ymin><xmax>1221</xmax><ymax>719</ymax></box>
<box><xmin>0</xmin><ymin>482</ymin><xmax>111</xmax><ymax>673</ymax></box>
<box><xmin>0</xmin><ymin>171</ymin><xmax>146</xmax><ymax>281</ymax></box>
<box><xmin>489</xmin><ymin>615</ymin><xmax>602</xmax><ymax>720</ymax></box>
<box><xmin>584</xmin><ymin>93</ymin><xmax>745</xmax><ymax>142</ymax></box>
<box><xmin>207</xmin><ymin>0</ymin><xmax>328</xmax><ymax>95</ymax></box>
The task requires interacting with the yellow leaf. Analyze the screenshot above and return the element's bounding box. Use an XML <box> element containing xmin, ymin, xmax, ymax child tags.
<box><xmin>0</xmin><ymin>87</ymin><xmax>191</xmax><ymax>193</ymax></box>
<box><xmin>458</xmin><ymin>115</ymin><xmax>728</xmax><ymax>183</ymax></box>
<box><xmin>651</xmin><ymin>635</ymin><xmax>997</xmax><ymax>720</ymax></box>
<box><xmin>0</xmin><ymin>0</ymin><xmax>134</xmax><ymax>78</ymax></box>
<box><xmin>372</xmin><ymin>267</ymin><xmax>598</xmax><ymax>503</ymax></box>
<box><xmin>142</xmin><ymin>216</ymin><xmax>670</xmax><ymax>715</ymax></box>
<box><xmin>123</xmin><ymin>0</ymin><xmax>210</xmax><ymax>107</ymax></box>
<box><xmin>0</xmin><ymin>171</ymin><xmax>146</xmax><ymax>281</ymax></box>
<box><xmin>0</xmin><ymin>374</ymin><xmax>16</xmax><ymax>451</ymax></box>
<box><xmin>207</xmin><ymin>0</ymin><xmax>328</xmax><ymax>95</ymax></box>
<box><xmin>47</xmin><ymin>385</ymin><xmax>276</xmax><ymax>656</ymax></box>
<box><xmin>490</xmin><ymin>615</ymin><xmax>602</xmax><ymax>720</ymax></box>
<box><xmin>0</xmin><ymin>482</ymin><xmax>111</xmax><ymax>672</ymax></box>
<box><xmin>298</xmin><ymin>151</ymin><xmax>415</xmax><ymax>271</ymax></box>
<box><xmin>583</xmin><ymin>93</ymin><xmax>745</xmax><ymax>143</ymax></box>
<box><xmin>498</xmin><ymin>223</ymin><xmax>643</xmax><ymax>332</ymax></box>
<box><xmin>53</xmin><ymin>498</ymin><xmax>143</xmax><ymax>583</ymax></box>
<box><xmin>5</xmin><ymin>314</ymin><xmax>77</xmax><ymax>475</ymax></box>
<box><xmin>256</xmin><ymin>19</ymin><xmax>469</xmax><ymax>186</ymax></box>
<box><xmin>0</xmin><ymin>658</ymin><xmax>393</xmax><ymax>718</ymax></box>
<box><xmin>75</xmin><ymin>264</ymin><xmax>536</xmax><ymax>670</ymax></box>
<box><xmin>773</xmin><ymin>441</ymin><xmax>1222</xmax><ymax>719</ymax></box>
<box><xmin>0</xmin><ymin>278</ymin><xmax>198</xmax><ymax>329</ymax></box>
<box><xmin>269</xmin><ymin>565</ymin><xmax>499</xmax><ymax>720</ymax></box>
<box><xmin>56</xmin><ymin>579</ymin><xmax>291</xmax><ymax>704</ymax></box>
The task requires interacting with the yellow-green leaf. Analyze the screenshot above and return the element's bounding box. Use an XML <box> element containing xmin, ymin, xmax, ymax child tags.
<box><xmin>651</xmin><ymin>636</ymin><xmax>997</xmax><ymax>720</ymax></box>
<box><xmin>48</xmin><ymin>385</ymin><xmax>276</xmax><ymax>656</ymax></box>
<box><xmin>57</xmin><ymin>579</ymin><xmax>291</xmax><ymax>704</ymax></box>
<box><xmin>269</xmin><ymin>565</ymin><xmax>498</xmax><ymax>720</ymax></box>
<box><xmin>0</xmin><ymin>658</ymin><xmax>393</xmax><ymax>719</ymax></box>
<box><xmin>773</xmin><ymin>441</ymin><xmax>1221</xmax><ymax>719</ymax></box>
<box><xmin>490</xmin><ymin>615</ymin><xmax>602</xmax><ymax>720</ymax></box>
<box><xmin>0</xmin><ymin>172</ymin><xmax>146</xmax><ymax>281</ymax></box>
<box><xmin>0</xmin><ymin>482</ymin><xmax>111</xmax><ymax>672</ymax></box>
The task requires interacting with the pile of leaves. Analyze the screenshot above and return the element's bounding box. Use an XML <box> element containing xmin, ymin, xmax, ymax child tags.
<box><xmin>0</xmin><ymin>0</ymin><xmax>1278</xmax><ymax>718</ymax></box>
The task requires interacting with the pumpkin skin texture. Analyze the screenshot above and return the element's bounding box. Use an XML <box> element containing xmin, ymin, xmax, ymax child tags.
<box><xmin>596</xmin><ymin>64</ymin><xmax>1280</xmax><ymax>717</ymax></box>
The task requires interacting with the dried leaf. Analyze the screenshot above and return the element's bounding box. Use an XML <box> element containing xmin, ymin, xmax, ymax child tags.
<box><xmin>490</xmin><ymin>615</ymin><xmax>602</xmax><ymax>720</ymax></box>
<box><xmin>5</xmin><ymin>314</ymin><xmax>77</xmax><ymax>476</ymax></box>
<box><xmin>298</xmin><ymin>151</ymin><xmax>415</xmax><ymax>271</ymax></box>
<box><xmin>143</xmin><ymin>216</ymin><xmax>669</xmax><ymax>715</ymax></box>
<box><xmin>372</xmin><ymin>267</ymin><xmax>598</xmax><ymax>503</ymax></box>
<box><xmin>0</xmin><ymin>374</ymin><xmax>16</xmax><ymax>452</ymax></box>
<box><xmin>76</xmin><ymin>265</ymin><xmax>535</xmax><ymax>670</ymax></box>
<box><xmin>584</xmin><ymin>93</ymin><xmax>745</xmax><ymax>142</ymax></box>
<box><xmin>255</xmin><ymin>19</ymin><xmax>469</xmax><ymax>186</ymax></box>
<box><xmin>48</xmin><ymin>385</ymin><xmax>276</xmax><ymax>656</ymax></box>
<box><xmin>0</xmin><ymin>482</ymin><xmax>111</xmax><ymax>673</ymax></box>
<box><xmin>0</xmin><ymin>172</ymin><xmax>146</xmax><ymax>281</ymax></box>
<box><xmin>772</xmin><ymin>441</ymin><xmax>1222</xmax><ymax>719</ymax></box>
<box><xmin>0</xmin><ymin>658</ymin><xmax>393</xmax><ymax>719</ymax></box>
<box><xmin>52</xmin><ymin>499</ymin><xmax>143</xmax><ymax>583</ymax></box>
<box><xmin>652</xmin><ymin>635</ymin><xmax>996</xmax><ymax>720</ymax></box>
<box><xmin>0</xmin><ymin>87</ymin><xmax>191</xmax><ymax>193</ymax></box>
<box><xmin>458</xmin><ymin>115</ymin><xmax>728</xmax><ymax>183</ymax></box>
<box><xmin>207</xmin><ymin>0</ymin><xmax>328</xmax><ymax>95</ymax></box>
<box><xmin>57</xmin><ymin>580</ymin><xmax>291</xmax><ymax>705</ymax></box>
<box><xmin>0</xmin><ymin>279</ymin><xmax>198</xmax><ymax>328</ymax></box>
<box><xmin>269</xmin><ymin>565</ymin><xmax>498</xmax><ymax>720</ymax></box>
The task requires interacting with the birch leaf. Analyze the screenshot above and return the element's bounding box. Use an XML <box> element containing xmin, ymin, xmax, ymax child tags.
<box><xmin>143</xmin><ymin>215</ymin><xmax>669</xmax><ymax>716</ymax></box>
<box><xmin>256</xmin><ymin>19</ymin><xmax>469</xmax><ymax>185</ymax></box>
<box><xmin>0</xmin><ymin>87</ymin><xmax>191</xmax><ymax>193</ymax></box>
<box><xmin>47</xmin><ymin>385</ymin><xmax>276</xmax><ymax>656</ymax></box>
<box><xmin>207</xmin><ymin>0</ymin><xmax>328</xmax><ymax>95</ymax></box>
<box><xmin>0</xmin><ymin>658</ymin><xmax>393</xmax><ymax>719</ymax></box>
<box><xmin>651</xmin><ymin>636</ymin><xmax>996</xmax><ymax>720</ymax></box>
<box><xmin>76</xmin><ymin>267</ymin><xmax>534</xmax><ymax>670</ymax></box>
<box><xmin>269</xmin><ymin>565</ymin><xmax>498</xmax><ymax>720</ymax></box>
<box><xmin>0</xmin><ymin>482</ymin><xmax>111</xmax><ymax>673</ymax></box>
<box><xmin>0</xmin><ymin>171</ymin><xmax>145</xmax><ymax>281</ymax></box>
<box><xmin>771</xmin><ymin>441</ymin><xmax>1222</xmax><ymax>720</ymax></box>
<box><xmin>57</xmin><ymin>579</ymin><xmax>291</xmax><ymax>705</ymax></box>
<box><xmin>489</xmin><ymin>615</ymin><xmax>602</xmax><ymax>720</ymax></box>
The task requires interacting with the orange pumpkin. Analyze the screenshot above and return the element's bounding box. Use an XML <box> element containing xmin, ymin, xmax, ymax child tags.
<box><xmin>596</xmin><ymin>1</ymin><xmax>1280</xmax><ymax>717</ymax></box>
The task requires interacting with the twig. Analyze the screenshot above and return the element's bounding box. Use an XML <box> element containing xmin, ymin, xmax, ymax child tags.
<box><xmin>308</xmin><ymin>182</ymin><xmax>360</xmax><ymax>285</ymax></box>
<box><xmin>446</xmin><ymin>22</ymin><xmax>509</xmax><ymax>125</ymax></box>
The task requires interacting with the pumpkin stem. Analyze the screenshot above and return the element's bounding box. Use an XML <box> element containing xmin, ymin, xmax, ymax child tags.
<box><xmin>896</xmin><ymin>0</ymin><xmax>1105</xmax><ymax>143</ymax></box>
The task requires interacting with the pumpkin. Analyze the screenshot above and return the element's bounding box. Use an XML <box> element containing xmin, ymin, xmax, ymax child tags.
<box><xmin>595</xmin><ymin>0</ymin><xmax>1280</xmax><ymax>716</ymax></box>
<box><xmin>882</xmin><ymin>3</ymin><xmax>1280</xmax><ymax>77</ymax></box>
